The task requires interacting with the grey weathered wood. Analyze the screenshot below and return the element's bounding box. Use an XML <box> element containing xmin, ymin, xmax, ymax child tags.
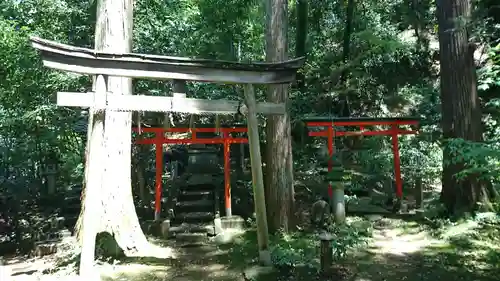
<box><xmin>57</xmin><ymin>92</ymin><xmax>286</xmax><ymax>115</ymax></box>
<box><xmin>30</xmin><ymin>37</ymin><xmax>305</xmax><ymax>84</ymax></box>
<box><xmin>79</xmin><ymin>74</ymin><xmax>106</xmax><ymax>278</ymax></box>
<box><xmin>243</xmin><ymin>84</ymin><xmax>271</xmax><ymax>266</ymax></box>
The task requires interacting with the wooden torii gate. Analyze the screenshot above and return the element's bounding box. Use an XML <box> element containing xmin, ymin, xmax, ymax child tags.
<box><xmin>30</xmin><ymin>37</ymin><xmax>304</xmax><ymax>267</ymax></box>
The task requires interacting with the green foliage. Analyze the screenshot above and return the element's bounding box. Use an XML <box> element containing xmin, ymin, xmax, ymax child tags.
<box><xmin>227</xmin><ymin>218</ymin><xmax>371</xmax><ymax>270</ymax></box>
<box><xmin>271</xmin><ymin>221</ymin><xmax>370</xmax><ymax>267</ymax></box>
<box><xmin>444</xmin><ymin>138</ymin><xmax>500</xmax><ymax>183</ymax></box>
<box><xmin>478</xmin><ymin>44</ymin><xmax>500</xmax><ymax>91</ymax></box>
<box><xmin>0</xmin><ymin>0</ymin><xmax>498</xmax><ymax>260</ymax></box>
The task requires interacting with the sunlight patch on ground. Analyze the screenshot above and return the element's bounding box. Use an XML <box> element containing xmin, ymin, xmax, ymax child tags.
<box><xmin>137</xmin><ymin>243</ymin><xmax>178</xmax><ymax>259</ymax></box>
<box><xmin>100</xmin><ymin>263</ymin><xmax>170</xmax><ymax>279</ymax></box>
<box><xmin>439</xmin><ymin>220</ymin><xmax>479</xmax><ymax>239</ymax></box>
<box><xmin>367</xmin><ymin>222</ymin><xmax>445</xmax><ymax>257</ymax></box>
<box><xmin>100</xmin><ymin>262</ymin><xmax>242</xmax><ymax>281</ymax></box>
<box><xmin>100</xmin><ymin>263</ymin><xmax>171</xmax><ymax>281</ymax></box>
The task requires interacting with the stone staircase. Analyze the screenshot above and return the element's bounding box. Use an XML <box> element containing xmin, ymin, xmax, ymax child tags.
<box><xmin>61</xmin><ymin>184</ymin><xmax>83</xmax><ymax>229</ymax></box>
<box><xmin>164</xmin><ymin>146</ymin><xmax>223</xmax><ymax>243</ymax></box>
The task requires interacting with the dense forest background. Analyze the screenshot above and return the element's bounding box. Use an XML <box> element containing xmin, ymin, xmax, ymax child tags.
<box><xmin>1</xmin><ymin>0</ymin><xmax>500</xmax><ymax>242</ymax></box>
<box><xmin>1</xmin><ymin>0</ymin><xmax>500</xmax><ymax>280</ymax></box>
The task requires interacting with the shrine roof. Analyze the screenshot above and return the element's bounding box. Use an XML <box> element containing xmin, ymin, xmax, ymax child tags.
<box><xmin>30</xmin><ymin>37</ymin><xmax>305</xmax><ymax>84</ymax></box>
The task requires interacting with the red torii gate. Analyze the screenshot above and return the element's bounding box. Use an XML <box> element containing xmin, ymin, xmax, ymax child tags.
<box><xmin>132</xmin><ymin>126</ymin><xmax>248</xmax><ymax>220</ymax></box>
<box><xmin>304</xmin><ymin>117</ymin><xmax>420</xmax><ymax>201</ymax></box>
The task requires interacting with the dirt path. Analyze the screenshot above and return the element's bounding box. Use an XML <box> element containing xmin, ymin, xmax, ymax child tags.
<box><xmin>348</xmin><ymin>218</ymin><xmax>499</xmax><ymax>281</ymax></box>
<box><xmin>99</xmin><ymin>243</ymin><xmax>244</xmax><ymax>281</ymax></box>
<box><xmin>4</xmin><ymin>218</ymin><xmax>499</xmax><ymax>281</ymax></box>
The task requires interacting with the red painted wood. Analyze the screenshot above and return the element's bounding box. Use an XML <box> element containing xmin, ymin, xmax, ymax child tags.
<box><xmin>133</xmin><ymin>126</ymin><xmax>248</xmax><ymax>219</ymax></box>
<box><xmin>391</xmin><ymin>125</ymin><xmax>403</xmax><ymax>199</ymax></box>
<box><xmin>327</xmin><ymin>127</ymin><xmax>334</xmax><ymax>200</ymax></box>
<box><xmin>135</xmin><ymin>138</ymin><xmax>248</xmax><ymax>145</ymax></box>
<box><xmin>154</xmin><ymin>135</ymin><xmax>163</xmax><ymax>219</ymax></box>
<box><xmin>132</xmin><ymin>127</ymin><xmax>248</xmax><ymax>133</ymax></box>
<box><xmin>309</xmin><ymin>129</ymin><xmax>418</xmax><ymax>137</ymax></box>
<box><xmin>223</xmin><ymin>132</ymin><xmax>232</xmax><ymax>216</ymax></box>
<box><xmin>306</xmin><ymin>120</ymin><xmax>419</xmax><ymax>127</ymax></box>
<box><xmin>306</xmin><ymin>118</ymin><xmax>420</xmax><ymax>200</ymax></box>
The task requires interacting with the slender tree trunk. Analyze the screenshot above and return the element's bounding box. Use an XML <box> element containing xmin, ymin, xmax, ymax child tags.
<box><xmin>338</xmin><ymin>0</ymin><xmax>355</xmax><ymax>117</ymax></box>
<box><xmin>340</xmin><ymin>0</ymin><xmax>355</xmax><ymax>84</ymax></box>
<box><xmin>437</xmin><ymin>0</ymin><xmax>494</xmax><ymax>214</ymax></box>
<box><xmin>264</xmin><ymin>0</ymin><xmax>295</xmax><ymax>233</ymax></box>
<box><xmin>295</xmin><ymin>0</ymin><xmax>308</xmax><ymax>91</ymax></box>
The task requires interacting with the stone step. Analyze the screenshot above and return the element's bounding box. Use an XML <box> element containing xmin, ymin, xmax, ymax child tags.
<box><xmin>174</xmin><ymin>211</ymin><xmax>214</xmax><ymax>224</ymax></box>
<box><xmin>175</xmin><ymin>232</ymin><xmax>209</xmax><ymax>243</ymax></box>
<box><xmin>179</xmin><ymin>184</ymin><xmax>217</xmax><ymax>191</ymax></box>
<box><xmin>64</xmin><ymin>196</ymin><xmax>81</xmax><ymax>202</ymax></box>
<box><xmin>169</xmin><ymin>223</ymin><xmax>215</xmax><ymax>236</ymax></box>
<box><xmin>185</xmin><ymin>174</ymin><xmax>221</xmax><ymax>186</ymax></box>
<box><xmin>175</xmin><ymin>199</ymin><xmax>214</xmax><ymax>213</ymax></box>
<box><xmin>62</xmin><ymin>205</ymin><xmax>81</xmax><ymax>212</ymax></box>
<box><xmin>178</xmin><ymin>190</ymin><xmax>214</xmax><ymax>201</ymax></box>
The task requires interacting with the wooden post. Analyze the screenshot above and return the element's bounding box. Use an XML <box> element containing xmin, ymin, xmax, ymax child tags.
<box><xmin>415</xmin><ymin>176</ymin><xmax>423</xmax><ymax>209</ymax></box>
<box><xmin>243</xmin><ymin>84</ymin><xmax>271</xmax><ymax>266</ymax></box>
<box><xmin>390</xmin><ymin>124</ymin><xmax>403</xmax><ymax>199</ymax></box>
<box><xmin>154</xmin><ymin>134</ymin><xmax>163</xmax><ymax>221</ymax></box>
<box><xmin>223</xmin><ymin>132</ymin><xmax>232</xmax><ymax>216</ymax></box>
<box><xmin>79</xmin><ymin>74</ymin><xmax>106</xmax><ymax>278</ymax></box>
<box><xmin>319</xmin><ymin>232</ymin><xmax>333</xmax><ymax>275</ymax></box>
<box><xmin>327</xmin><ymin>126</ymin><xmax>334</xmax><ymax>209</ymax></box>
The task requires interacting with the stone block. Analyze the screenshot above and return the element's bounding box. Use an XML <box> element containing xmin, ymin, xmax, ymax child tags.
<box><xmin>221</xmin><ymin>215</ymin><xmax>245</xmax><ymax>230</ymax></box>
<box><xmin>160</xmin><ymin>219</ymin><xmax>171</xmax><ymax>239</ymax></box>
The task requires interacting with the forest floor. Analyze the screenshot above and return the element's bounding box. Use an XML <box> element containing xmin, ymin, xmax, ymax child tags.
<box><xmin>3</xmin><ymin>214</ymin><xmax>500</xmax><ymax>281</ymax></box>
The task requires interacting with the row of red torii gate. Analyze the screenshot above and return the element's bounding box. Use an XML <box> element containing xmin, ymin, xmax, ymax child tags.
<box><xmin>134</xmin><ymin>116</ymin><xmax>419</xmax><ymax>219</ymax></box>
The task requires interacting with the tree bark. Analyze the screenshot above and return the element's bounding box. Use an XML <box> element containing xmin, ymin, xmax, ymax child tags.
<box><xmin>79</xmin><ymin>75</ymin><xmax>106</xmax><ymax>278</ymax></box>
<box><xmin>264</xmin><ymin>0</ymin><xmax>295</xmax><ymax>233</ymax></box>
<box><xmin>295</xmin><ymin>0</ymin><xmax>308</xmax><ymax>91</ymax></box>
<box><xmin>437</xmin><ymin>0</ymin><xmax>494</xmax><ymax>214</ymax></box>
<box><xmin>338</xmin><ymin>0</ymin><xmax>355</xmax><ymax>117</ymax></box>
<box><xmin>98</xmin><ymin>0</ymin><xmax>153</xmax><ymax>256</ymax></box>
<box><xmin>77</xmin><ymin>0</ymin><xmax>174</xmax><ymax>258</ymax></box>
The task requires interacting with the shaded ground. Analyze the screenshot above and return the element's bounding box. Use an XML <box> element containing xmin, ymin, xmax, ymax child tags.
<box><xmin>3</xmin><ymin>216</ymin><xmax>500</xmax><ymax>281</ymax></box>
<box><xmin>346</xmin><ymin>218</ymin><xmax>500</xmax><ymax>281</ymax></box>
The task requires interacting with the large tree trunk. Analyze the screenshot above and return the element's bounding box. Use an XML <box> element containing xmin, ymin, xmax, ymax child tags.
<box><xmin>78</xmin><ymin>0</ymin><xmax>174</xmax><ymax>258</ymax></box>
<box><xmin>437</xmin><ymin>0</ymin><xmax>495</xmax><ymax>214</ymax></box>
<box><xmin>264</xmin><ymin>0</ymin><xmax>295</xmax><ymax>233</ymax></box>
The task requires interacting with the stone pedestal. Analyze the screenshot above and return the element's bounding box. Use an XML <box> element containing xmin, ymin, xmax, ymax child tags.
<box><xmin>220</xmin><ymin>215</ymin><xmax>245</xmax><ymax>231</ymax></box>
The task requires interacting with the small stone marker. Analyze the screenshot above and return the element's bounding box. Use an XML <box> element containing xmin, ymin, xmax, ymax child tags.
<box><xmin>319</xmin><ymin>232</ymin><xmax>334</xmax><ymax>275</ymax></box>
<box><xmin>160</xmin><ymin>219</ymin><xmax>170</xmax><ymax>238</ymax></box>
